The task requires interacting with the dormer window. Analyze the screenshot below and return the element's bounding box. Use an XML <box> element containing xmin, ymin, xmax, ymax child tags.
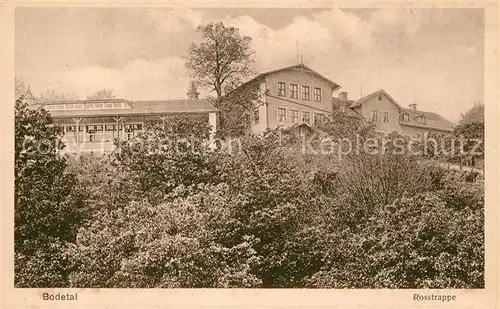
<box><xmin>402</xmin><ymin>113</ymin><xmax>410</xmax><ymax>122</ymax></box>
<box><xmin>417</xmin><ymin>116</ymin><xmax>426</xmax><ymax>124</ymax></box>
<box><xmin>378</xmin><ymin>93</ymin><xmax>383</xmax><ymax>101</ymax></box>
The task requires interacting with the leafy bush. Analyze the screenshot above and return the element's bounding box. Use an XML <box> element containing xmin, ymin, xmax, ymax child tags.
<box><xmin>15</xmin><ymin>106</ymin><xmax>484</xmax><ymax>288</ymax></box>
<box><xmin>68</xmin><ymin>184</ymin><xmax>262</xmax><ymax>288</ymax></box>
<box><xmin>306</xmin><ymin>185</ymin><xmax>484</xmax><ymax>288</ymax></box>
<box><xmin>15</xmin><ymin>99</ymin><xmax>84</xmax><ymax>287</ymax></box>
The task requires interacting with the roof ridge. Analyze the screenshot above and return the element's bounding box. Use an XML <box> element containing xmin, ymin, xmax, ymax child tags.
<box><xmin>257</xmin><ymin>63</ymin><xmax>341</xmax><ymax>90</ymax></box>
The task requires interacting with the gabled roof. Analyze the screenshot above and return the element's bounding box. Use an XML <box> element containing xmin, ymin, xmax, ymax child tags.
<box><xmin>284</xmin><ymin>122</ymin><xmax>314</xmax><ymax>133</ymax></box>
<box><xmin>349</xmin><ymin>89</ymin><xmax>403</xmax><ymax>110</ymax></box>
<box><xmin>332</xmin><ymin>97</ymin><xmax>364</xmax><ymax>119</ymax></box>
<box><xmin>255</xmin><ymin>63</ymin><xmax>341</xmax><ymax>91</ymax></box>
<box><xmin>400</xmin><ymin>108</ymin><xmax>455</xmax><ymax>132</ymax></box>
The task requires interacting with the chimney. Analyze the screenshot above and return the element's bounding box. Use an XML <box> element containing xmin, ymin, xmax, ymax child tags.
<box><xmin>339</xmin><ymin>91</ymin><xmax>348</xmax><ymax>101</ymax></box>
<box><xmin>187</xmin><ymin>82</ymin><xmax>199</xmax><ymax>100</ymax></box>
<box><xmin>409</xmin><ymin>103</ymin><xmax>417</xmax><ymax>111</ymax></box>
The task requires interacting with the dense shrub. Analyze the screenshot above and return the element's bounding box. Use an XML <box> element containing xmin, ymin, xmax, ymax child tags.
<box><xmin>15</xmin><ymin>105</ymin><xmax>484</xmax><ymax>288</ymax></box>
<box><xmin>306</xmin><ymin>186</ymin><xmax>484</xmax><ymax>288</ymax></box>
<box><xmin>67</xmin><ymin>184</ymin><xmax>262</xmax><ymax>288</ymax></box>
<box><xmin>15</xmin><ymin>99</ymin><xmax>85</xmax><ymax>287</ymax></box>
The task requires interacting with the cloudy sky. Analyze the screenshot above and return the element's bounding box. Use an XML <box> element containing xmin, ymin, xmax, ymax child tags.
<box><xmin>16</xmin><ymin>7</ymin><xmax>483</xmax><ymax>121</ymax></box>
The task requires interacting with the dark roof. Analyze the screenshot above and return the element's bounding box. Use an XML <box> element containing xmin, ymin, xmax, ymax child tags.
<box><xmin>332</xmin><ymin>97</ymin><xmax>364</xmax><ymax>119</ymax></box>
<box><xmin>129</xmin><ymin>100</ymin><xmax>218</xmax><ymax>114</ymax></box>
<box><xmin>349</xmin><ymin>89</ymin><xmax>403</xmax><ymax>110</ymax></box>
<box><xmin>34</xmin><ymin>99</ymin><xmax>218</xmax><ymax>118</ymax></box>
<box><xmin>347</xmin><ymin>89</ymin><xmax>454</xmax><ymax>132</ymax></box>
<box><xmin>400</xmin><ymin>108</ymin><xmax>455</xmax><ymax>132</ymax></box>
<box><xmin>241</xmin><ymin>63</ymin><xmax>341</xmax><ymax>91</ymax></box>
<box><xmin>284</xmin><ymin>122</ymin><xmax>314</xmax><ymax>133</ymax></box>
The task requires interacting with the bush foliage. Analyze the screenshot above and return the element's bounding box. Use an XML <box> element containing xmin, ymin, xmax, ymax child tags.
<box><xmin>15</xmin><ymin>104</ymin><xmax>485</xmax><ymax>288</ymax></box>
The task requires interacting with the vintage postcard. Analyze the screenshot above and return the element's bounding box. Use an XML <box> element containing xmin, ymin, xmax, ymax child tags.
<box><xmin>1</xmin><ymin>1</ymin><xmax>498</xmax><ymax>308</ymax></box>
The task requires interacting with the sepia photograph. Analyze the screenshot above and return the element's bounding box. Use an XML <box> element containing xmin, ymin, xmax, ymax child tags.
<box><xmin>2</xmin><ymin>1</ymin><xmax>499</xmax><ymax>308</ymax></box>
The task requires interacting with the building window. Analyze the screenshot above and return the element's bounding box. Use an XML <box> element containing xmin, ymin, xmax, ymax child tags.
<box><xmin>133</xmin><ymin>124</ymin><xmax>143</xmax><ymax>130</ymax></box>
<box><xmin>75</xmin><ymin>104</ymin><xmax>84</xmax><ymax>109</ymax></box>
<box><xmin>56</xmin><ymin>104</ymin><xmax>65</xmax><ymax>110</ymax></box>
<box><xmin>96</xmin><ymin>125</ymin><xmax>103</xmax><ymax>132</ymax></box>
<box><xmin>313</xmin><ymin>87</ymin><xmax>322</xmax><ymax>102</ymax></box>
<box><xmin>383</xmin><ymin>112</ymin><xmax>389</xmax><ymax>123</ymax></box>
<box><xmin>291</xmin><ymin>109</ymin><xmax>299</xmax><ymax>124</ymax></box>
<box><xmin>105</xmin><ymin>103</ymin><xmax>113</xmax><ymax>108</ymax></box>
<box><xmin>105</xmin><ymin>124</ymin><xmax>115</xmax><ymax>131</ymax></box>
<box><xmin>84</xmin><ymin>103</ymin><xmax>94</xmax><ymax>109</ymax></box>
<box><xmin>254</xmin><ymin>109</ymin><xmax>259</xmax><ymax>124</ymax></box>
<box><xmin>113</xmin><ymin>102</ymin><xmax>123</xmax><ymax>108</ymax></box>
<box><xmin>278</xmin><ymin>82</ymin><xmax>286</xmax><ymax>97</ymax></box>
<box><xmin>378</xmin><ymin>93</ymin><xmax>383</xmax><ymax>101</ymax></box>
<box><xmin>66</xmin><ymin>104</ymin><xmax>75</xmax><ymax>109</ymax></box>
<box><xmin>418</xmin><ymin>116</ymin><xmax>426</xmax><ymax>124</ymax></box>
<box><xmin>402</xmin><ymin>113</ymin><xmax>410</xmax><ymax>122</ymax></box>
<box><xmin>302</xmin><ymin>86</ymin><xmax>310</xmax><ymax>100</ymax></box>
<box><xmin>302</xmin><ymin>111</ymin><xmax>311</xmax><ymax>124</ymax></box>
<box><xmin>277</xmin><ymin>107</ymin><xmax>287</xmax><ymax>122</ymax></box>
<box><xmin>66</xmin><ymin>125</ymin><xmax>76</xmax><ymax>132</ymax></box>
<box><xmin>371</xmin><ymin>110</ymin><xmax>378</xmax><ymax>122</ymax></box>
<box><xmin>314</xmin><ymin>113</ymin><xmax>324</xmax><ymax>125</ymax></box>
<box><xmin>86</xmin><ymin>125</ymin><xmax>96</xmax><ymax>132</ymax></box>
<box><xmin>290</xmin><ymin>84</ymin><xmax>298</xmax><ymax>99</ymax></box>
<box><xmin>340</xmin><ymin>105</ymin><xmax>346</xmax><ymax>113</ymax></box>
<box><xmin>95</xmin><ymin>103</ymin><xmax>103</xmax><ymax>108</ymax></box>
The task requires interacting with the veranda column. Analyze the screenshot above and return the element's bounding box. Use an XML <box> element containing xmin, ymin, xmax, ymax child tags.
<box><xmin>208</xmin><ymin>112</ymin><xmax>217</xmax><ymax>147</ymax></box>
<box><xmin>72</xmin><ymin>117</ymin><xmax>82</xmax><ymax>145</ymax></box>
<box><xmin>112</xmin><ymin>116</ymin><xmax>122</xmax><ymax>144</ymax></box>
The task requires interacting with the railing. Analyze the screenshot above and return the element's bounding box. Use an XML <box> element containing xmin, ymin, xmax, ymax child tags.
<box><xmin>437</xmin><ymin>161</ymin><xmax>484</xmax><ymax>176</ymax></box>
<box><xmin>59</xmin><ymin>140</ymin><xmax>115</xmax><ymax>154</ymax></box>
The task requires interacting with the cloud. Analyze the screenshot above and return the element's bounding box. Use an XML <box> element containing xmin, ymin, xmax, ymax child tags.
<box><xmin>22</xmin><ymin>56</ymin><xmax>192</xmax><ymax>100</ymax></box>
<box><xmin>18</xmin><ymin>8</ymin><xmax>482</xmax><ymax>121</ymax></box>
<box><xmin>147</xmin><ymin>8</ymin><xmax>205</xmax><ymax>34</ymax></box>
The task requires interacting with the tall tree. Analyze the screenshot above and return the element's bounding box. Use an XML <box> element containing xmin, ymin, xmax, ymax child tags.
<box><xmin>185</xmin><ymin>22</ymin><xmax>256</xmax><ymax>105</ymax></box>
<box><xmin>39</xmin><ymin>88</ymin><xmax>80</xmax><ymax>102</ymax></box>
<box><xmin>15</xmin><ymin>77</ymin><xmax>28</xmax><ymax>100</ymax></box>
<box><xmin>15</xmin><ymin>97</ymin><xmax>84</xmax><ymax>287</ymax></box>
<box><xmin>87</xmin><ymin>88</ymin><xmax>115</xmax><ymax>100</ymax></box>
<box><xmin>454</xmin><ymin>102</ymin><xmax>485</xmax><ymax>165</ymax></box>
<box><xmin>459</xmin><ymin>101</ymin><xmax>484</xmax><ymax>125</ymax></box>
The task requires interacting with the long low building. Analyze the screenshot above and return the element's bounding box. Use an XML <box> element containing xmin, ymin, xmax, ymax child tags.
<box><xmin>25</xmin><ymin>84</ymin><xmax>219</xmax><ymax>152</ymax></box>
